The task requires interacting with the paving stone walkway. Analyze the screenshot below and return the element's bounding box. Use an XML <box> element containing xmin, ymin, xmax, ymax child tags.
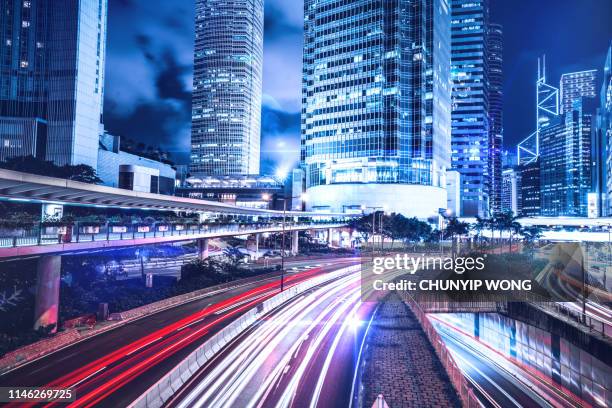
<box><xmin>360</xmin><ymin>293</ymin><xmax>460</xmax><ymax>408</ymax></box>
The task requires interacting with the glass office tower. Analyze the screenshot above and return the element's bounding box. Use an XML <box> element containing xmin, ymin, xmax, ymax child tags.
<box><xmin>0</xmin><ymin>0</ymin><xmax>107</xmax><ymax>168</ymax></box>
<box><xmin>450</xmin><ymin>0</ymin><xmax>492</xmax><ymax>217</ymax></box>
<box><xmin>301</xmin><ymin>0</ymin><xmax>452</xmax><ymax>219</ymax></box>
<box><xmin>599</xmin><ymin>43</ymin><xmax>612</xmax><ymax>216</ymax></box>
<box><xmin>190</xmin><ymin>0</ymin><xmax>263</xmax><ymax>176</ymax></box>
<box><xmin>540</xmin><ymin>98</ymin><xmax>595</xmax><ymax>217</ymax></box>
<box><xmin>487</xmin><ymin>23</ymin><xmax>503</xmax><ymax>215</ymax></box>
<box><xmin>560</xmin><ymin>69</ymin><xmax>597</xmax><ymax>115</ymax></box>
<box><xmin>45</xmin><ymin>0</ymin><xmax>107</xmax><ymax>168</ymax></box>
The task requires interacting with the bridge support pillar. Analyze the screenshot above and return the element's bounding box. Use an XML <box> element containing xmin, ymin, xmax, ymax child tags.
<box><xmin>327</xmin><ymin>228</ymin><xmax>337</xmax><ymax>246</ymax></box>
<box><xmin>198</xmin><ymin>238</ymin><xmax>209</xmax><ymax>260</ymax></box>
<box><xmin>291</xmin><ymin>230</ymin><xmax>299</xmax><ymax>255</ymax></box>
<box><xmin>34</xmin><ymin>255</ymin><xmax>61</xmax><ymax>332</ymax></box>
<box><xmin>254</xmin><ymin>233</ymin><xmax>260</xmax><ymax>259</ymax></box>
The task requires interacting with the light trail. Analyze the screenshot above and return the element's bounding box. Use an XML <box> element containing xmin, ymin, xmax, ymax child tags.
<box><xmin>430</xmin><ymin>314</ymin><xmax>587</xmax><ymax>408</ymax></box>
<box><xmin>173</xmin><ymin>271</ymin><xmax>369</xmax><ymax>408</ymax></box>
<box><xmin>4</xmin><ymin>261</ymin><xmax>359</xmax><ymax>408</ymax></box>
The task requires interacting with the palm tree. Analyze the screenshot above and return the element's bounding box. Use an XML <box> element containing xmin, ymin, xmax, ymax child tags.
<box><xmin>520</xmin><ymin>225</ymin><xmax>543</xmax><ymax>255</ymax></box>
<box><xmin>495</xmin><ymin>211</ymin><xmax>521</xmax><ymax>252</ymax></box>
<box><xmin>444</xmin><ymin>217</ymin><xmax>470</xmax><ymax>257</ymax></box>
<box><xmin>472</xmin><ymin>216</ymin><xmax>489</xmax><ymax>245</ymax></box>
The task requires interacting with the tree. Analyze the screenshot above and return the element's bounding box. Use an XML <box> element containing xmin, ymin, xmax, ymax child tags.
<box><xmin>494</xmin><ymin>211</ymin><xmax>521</xmax><ymax>252</ymax></box>
<box><xmin>0</xmin><ymin>155</ymin><xmax>102</xmax><ymax>184</ymax></box>
<box><xmin>62</xmin><ymin>164</ymin><xmax>103</xmax><ymax>184</ymax></box>
<box><xmin>472</xmin><ymin>215</ymin><xmax>489</xmax><ymax>243</ymax></box>
<box><xmin>348</xmin><ymin>215</ymin><xmax>373</xmax><ymax>245</ymax></box>
<box><xmin>520</xmin><ymin>225</ymin><xmax>543</xmax><ymax>256</ymax></box>
<box><xmin>521</xmin><ymin>225</ymin><xmax>543</xmax><ymax>243</ymax></box>
<box><xmin>382</xmin><ymin>214</ymin><xmax>430</xmax><ymax>247</ymax></box>
<box><xmin>444</xmin><ymin>217</ymin><xmax>470</xmax><ymax>257</ymax></box>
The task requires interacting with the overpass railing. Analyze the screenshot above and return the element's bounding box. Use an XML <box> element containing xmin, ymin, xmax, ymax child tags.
<box><xmin>0</xmin><ymin>221</ymin><xmax>343</xmax><ymax>249</ymax></box>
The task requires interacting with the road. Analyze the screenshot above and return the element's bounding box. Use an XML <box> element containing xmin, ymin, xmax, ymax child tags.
<box><xmin>168</xmin><ymin>269</ymin><xmax>375</xmax><ymax>408</ymax></box>
<box><xmin>0</xmin><ymin>257</ymin><xmax>359</xmax><ymax>408</ymax></box>
<box><xmin>538</xmin><ymin>260</ymin><xmax>612</xmax><ymax>336</ymax></box>
<box><xmin>430</xmin><ymin>314</ymin><xmax>586</xmax><ymax>408</ymax></box>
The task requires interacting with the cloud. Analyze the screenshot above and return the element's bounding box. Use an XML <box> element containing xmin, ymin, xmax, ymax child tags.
<box><xmin>104</xmin><ymin>45</ymin><xmax>192</xmax><ymax>158</ymax></box>
<box><xmin>104</xmin><ymin>0</ymin><xmax>305</xmax><ymax>169</ymax></box>
<box><xmin>260</xmin><ymin>106</ymin><xmax>301</xmax><ymax>175</ymax></box>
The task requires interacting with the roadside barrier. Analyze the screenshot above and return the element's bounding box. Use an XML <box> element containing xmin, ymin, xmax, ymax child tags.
<box><xmin>129</xmin><ymin>264</ymin><xmax>361</xmax><ymax>408</ymax></box>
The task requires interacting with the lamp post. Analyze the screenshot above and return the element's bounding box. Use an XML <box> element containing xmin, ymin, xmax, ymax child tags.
<box><xmin>279</xmin><ymin>193</ymin><xmax>308</xmax><ymax>291</ymax></box>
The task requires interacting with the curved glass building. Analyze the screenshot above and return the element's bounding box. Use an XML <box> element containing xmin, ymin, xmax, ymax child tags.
<box><xmin>190</xmin><ymin>0</ymin><xmax>264</xmax><ymax>176</ymax></box>
<box><xmin>301</xmin><ymin>0</ymin><xmax>452</xmax><ymax>219</ymax></box>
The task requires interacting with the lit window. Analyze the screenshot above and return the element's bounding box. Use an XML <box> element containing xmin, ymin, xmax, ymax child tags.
<box><xmin>20</xmin><ymin>60</ymin><xmax>28</xmax><ymax>68</ymax></box>
<box><xmin>22</xmin><ymin>20</ymin><xmax>30</xmax><ymax>27</ymax></box>
<box><xmin>23</xmin><ymin>1</ymin><xmax>31</xmax><ymax>7</ymax></box>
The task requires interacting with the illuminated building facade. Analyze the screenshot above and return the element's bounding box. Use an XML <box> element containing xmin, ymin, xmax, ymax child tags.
<box><xmin>517</xmin><ymin>57</ymin><xmax>560</xmax><ymax>166</ymax></box>
<box><xmin>501</xmin><ymin>167</ymin><xmax>520</xmax><ymax>216</ymax></box>
<box><xmin>599</xmin><ymin>43</ymin><xmax>612</xmax><ymax>216</ymax></box>
<box><xmin>0</xmin><ymin>0</ymin><xmax>107</xmax><ymax>168</ymax></box>
<box><xmin>450</xmin><ymin>0</ymin><xmax>495</xmax><ymax>217</ymax></box>
<box><xmin>540</xmin><ymin>98</ymin><xmax>594</xmax><ymax>217</ymax></box>
<box><xmin>519</xmin><ymin>159</ymin><xmax>540</xmax><ymax>217</ymax></box>
<box><xmin>190</xmin><ymin>0</ymin><xmax>263</xmax><ymax>176</ymax></box>
<box><xmin>301</xmin><ymin>0</ymin><xmax>452</xmax><ymax>219</ymax></box>
<box><xmin>560</xmin><ymin>69</ymin><xmax>597</xmax><ymax>115</ymax></box>
<box><xmin>487</xmin><ymin>23</ymin><xmax>503</xmax><ymax>215</ymax></box>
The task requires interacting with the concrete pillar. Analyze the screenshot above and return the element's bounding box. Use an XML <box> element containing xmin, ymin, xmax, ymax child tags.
<box><xmin>198</xmin><ymin>238</ymin><xmax>209</xmax><ymax>260</ymax></box>
<box><xmin>255</xmin><ymin>233</ymin><xmax>260</xmax><ymax>258</ymax></box>
<box><xmin>291</xmin><ymin>230</ymin><xmax>299</xmax><ymax>255</ymax></box>
<box><xmin>34</xmin><ymin>255</ymin><xmax>62</xmax><ymax>332</ymax></box>
<box><xmin>327</xmin><ymin>228</ymin><xmax>333</xmax><ymax>245</ymax></box>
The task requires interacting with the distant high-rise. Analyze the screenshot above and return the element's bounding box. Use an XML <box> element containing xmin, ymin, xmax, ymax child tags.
<box><xmin>517</xmin><ymin>56</ymin><xmax>559</xmax><ymax>167</ymax></box>
<box><xmin>520</xmin><ymin>159</ymin><xmax>540</xmax><ymax>217</ymax></box>
<box><xmin>450</xmin><ymin>0</ymin><xmax>490</xmax><ymax>217</ymax></box>
<box><xmin>540</xmin><ymin>98</ymin><xmax>595</xmax><ymax>217</ymax></box>
<box><xmin>599</xmin><ymin>43</ymin><xmax>612</xmax><ymax>216</ymax></box>
<box><xmin>189</xmin><ymin>0</ymin><xmax>263</xmax><ymax>176</ymax></box>
<box><xmin>0</xmin><ymin>0</ymin><xmax>107</xmax><ymax>168</ymax></box>
<box><xmin>487</xmin><ymin>23</ymin><xmax>503</xmax><ymax>215</ymax></box>
<box><xmin>501</xmin><ymin>167</ymin><xmax>520</xmax><ymax>215</ymax></box>
<box><xmin>301</xmin><ymin>0</ymin><xmax>452</xmax><ymax>218</ymax></box>
<box><xmin>560</xmin><ymin>69</ymin><xmax>597</xmax><ymax>115</ymax></box>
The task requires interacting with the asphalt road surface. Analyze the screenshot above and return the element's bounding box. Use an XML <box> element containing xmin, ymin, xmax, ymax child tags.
<box><xmin>1</xmin><ymin>256</ymin><xmax>359</xmax><ymax>408</ymax></box>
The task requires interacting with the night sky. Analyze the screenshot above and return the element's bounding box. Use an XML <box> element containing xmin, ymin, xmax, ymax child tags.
<box><xmin>103</xmin><ymin>0</ymin><xmax>612</xmax><ymax>172</ymax></box>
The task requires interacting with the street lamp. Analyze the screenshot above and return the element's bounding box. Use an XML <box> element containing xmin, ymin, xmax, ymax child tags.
<box><xmin>280</xmin><ymin>193</ymin><xmax>308</xmax><ymax>291</ymax></box>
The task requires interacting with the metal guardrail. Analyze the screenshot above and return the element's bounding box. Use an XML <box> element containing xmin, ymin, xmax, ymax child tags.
<box><xmin>0</xmin><ymin>222</ymin><xmax>342</xmax><ymax>249</ymax></box>
<box><xmin>399</xmin><ymin>292</ymin><xmax>484</xmax><ymax>408</ymax></box>
<box><xmin>128</xmin><ymin>264</ymin><xmax>361</xmax><ymax>408</ymax></box>
<box><xmin>537</xmin><ymin>302</ymin><xmax>612</xmax><ymax>338</ymax></box>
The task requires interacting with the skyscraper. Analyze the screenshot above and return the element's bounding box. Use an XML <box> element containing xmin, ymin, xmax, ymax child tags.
<box><xmin>301</xmin><ymin>0</ymin><xmax>452</xmax><ymax>218</ymax></box>
<box><xmin>560</xmin><ymin>69</ymin><xmax>597</xmax><ymax>115</ymax></box>
<box><xmin>501</xmin><ymin>167</ymin><xmax>520</xmax><ymax>215</ymax></box>
<box><xmin>0</xmin><ymin>0</ymin><xmax>107</xmax><ymax>168</ymax></box>
<box><xmin>540</xmin><ymin>98</ymin><xmax>595</xmax><ymax>217</ymax></box>
<box><xmin>450</xmin><ymin>0</ymin><xmax>490</xmax><ymax>217</ymax></box>
<box><xmin>487</xmin><ymin>23</ymin><xmax>503</xmax><ymax>215</ymax></box>
<box><xmin>520</xmin><ymin>159</ymin><xmax>540</xmax><ymax>216</ymax></box>
<box><xmin>598</xmin><ymin>43</ymin><xmax>612</xmax><ymax>216</ymax></box>
<box><xmin>518</xmin><ymin>57</ymin><xmax>560</xmax><ymax>167</ymax></box>
<box><xmin>190</xmin><ymin>0</ymin><xmax>263</xmax><ymax>177</ymax></box>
